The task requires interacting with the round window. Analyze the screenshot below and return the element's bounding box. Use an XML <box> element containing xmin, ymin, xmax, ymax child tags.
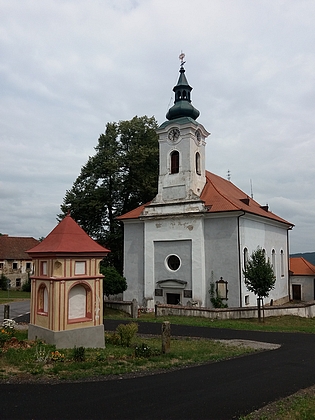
<box><xmin>167</xmin><ymin>255</ymin><xmax>181</xmax><ymax>271</ymax></box>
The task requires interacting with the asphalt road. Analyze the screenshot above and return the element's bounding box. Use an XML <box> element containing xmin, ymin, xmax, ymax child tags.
<box><xmin>2</xmin><ymin>319</ymin><xmax>315</xmax><ymax>419</ymax></box>
<box><xmin>0</xmin><ymin>300</ymin><xmax>30</xmax><ymax>323</ymax></box>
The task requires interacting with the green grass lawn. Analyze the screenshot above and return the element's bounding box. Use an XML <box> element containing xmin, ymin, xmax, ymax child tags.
<box><xmin>0</xmin><ymin>290</ymin><xmax>30</xmax><ymax>304</ymax></box>
<box><xmin>105</xmin><ymin>308</ymin><xmax>315</xmax><ymax>334</ymax></box>
<box><xmin>2</xmin><ymin>307</ymin><xmax>315</xmax><ymax>418</ymax></box>
<box><xmin>0</xmin><ymin>328</ymin><xmax>254</xmax><ymax>382</ymax></box>
<box><xmin>240</xmin><ymin>386</ymin><xmax>315</xmax><ymax>420</ymax></box>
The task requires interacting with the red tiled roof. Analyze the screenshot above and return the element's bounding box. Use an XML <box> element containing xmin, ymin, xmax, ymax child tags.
<box><xmin>290</xmin><ymin>257</ymin><xmax>315</xmax><ymax>276</ymax></box>
<box><xmin>118</xmin><ymin>170</ymin><xmax>293</xmax><ymax>226</ymax></box>
<box><xmin>27</xmin><ymin>214</ymin><xmax>110</xmax><ymax>256</ymax></box>
<box><xmin>0</xmin><ymin>236</ymin><xmax>39</xmax><ymax>260</ymax></box>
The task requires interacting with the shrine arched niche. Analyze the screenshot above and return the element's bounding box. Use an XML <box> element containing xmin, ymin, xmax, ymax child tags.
<box><xmin>68</xmin><ymin>282</ymin><xmax>92</xmax><ymax>321</ymax></box>
<box><xmin>37</xmin><ymin>283</ymin><xmax>48</xmax><ymax>315</ymax></box>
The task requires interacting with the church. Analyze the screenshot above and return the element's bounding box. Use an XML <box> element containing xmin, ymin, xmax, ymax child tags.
<box><xmin>118</xmin><ymin>57</ymin><xmax>293</xmax><ymax>310</ymax></box>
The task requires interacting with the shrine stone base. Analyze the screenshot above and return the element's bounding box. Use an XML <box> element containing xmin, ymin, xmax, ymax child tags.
<box><xmin>28</xmin><ymin>324</ymin><xmax>105</xmax><ymax>349</ymax></box>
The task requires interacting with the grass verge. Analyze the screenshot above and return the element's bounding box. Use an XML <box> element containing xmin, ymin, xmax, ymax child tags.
<box><xmin>0</xmin><ymin>328</ymin><xmax>255</xmax><ymax>383</ymax></box>
<box><xmin>0</xmin><ymin>290</ymin><xmax>30</xmax><ymax>304</ymax></box>
<box><xmin>240</xmin><ymin>385</ymin><xmax>315</xmax><ymax>419</ymax></box>
<box><xmin>104</xmin><ymin>308</ymin><xmax>315</xmax><ymax>334</ymax></box>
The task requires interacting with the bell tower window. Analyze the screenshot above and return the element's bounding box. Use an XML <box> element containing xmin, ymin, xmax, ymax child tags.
<box><xmin>170</xmin><ymin>151</ymin><xmax>179</xmax><ymax>174</ymax></box>
<box><xmin>196</xmin><ymin>152</ymin><xmax>201</xmax><ymax>175</ymax></box>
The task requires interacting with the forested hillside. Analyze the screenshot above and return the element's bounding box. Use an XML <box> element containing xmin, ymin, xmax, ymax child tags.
<box><xmin>290</xmin><ymin>252</ymin><xmax>315</xmax><ymax>265</ymax></box>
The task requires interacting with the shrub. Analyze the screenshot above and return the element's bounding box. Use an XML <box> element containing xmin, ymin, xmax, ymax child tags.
<box><xmin>0</xmin><ymin>274</ymin><xmax>8</xmax><ymax>291</ymax></box>
<box><xmin>105</xmin><ymin>332</ymin><xmax>121</xmax><ymax>346</ymax></box>
<box><xmin>116</xmin><ymin>323</ymin><xmax>138</xmax><ymax>347</ymax></box>
<box><xmin>72</xmin><ymin>346</ymin><xmax>85</xmax><ymax>362</ymax></box>
<box><xmin>209</xmin><ymin>283</ymin><xmax>228</xmax><ymax>308</ymax></box>
<box><xmin>101</xmin><ymin>266</ymin><xmax>127</xmax><ymax>298</ymax></box>
<box><xmin>22</xmin><ymin>276</ymin><xmax>31</xmax><ymax>292</ymax></box>
<box><xmin>0</xmin><ymin>328</ymin><xmax>13</xmax><ymax>347</ymax></box>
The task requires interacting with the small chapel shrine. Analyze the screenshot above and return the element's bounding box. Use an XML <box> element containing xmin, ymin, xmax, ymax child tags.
<box><xmin>118</xmin><ymin>56</ymin><xmax>294</xmax><ymax>310</ymax></box>
<box><xmin>27</xmin><ymin>214</ymin><xmax>109</xmax><ymax>348</ymax></box>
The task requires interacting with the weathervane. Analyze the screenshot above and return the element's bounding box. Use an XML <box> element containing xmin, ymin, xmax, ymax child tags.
<box><xmin>179</xmin><ymin>52</ymin><xmax>186</xmax><ymax>68</ymax></box>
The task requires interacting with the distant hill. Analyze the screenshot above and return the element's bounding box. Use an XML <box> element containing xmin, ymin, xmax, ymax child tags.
<box><xmin>290</xmin><ymin>252</ymin><xmax>315</xmax><ymax>265</ymax></box>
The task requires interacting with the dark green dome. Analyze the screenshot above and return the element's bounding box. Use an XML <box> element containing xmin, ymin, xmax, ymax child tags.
<box><xmin>166</xmin><ymin>64</ymin><xmax>200</xmax><ymax>121</ymax></box>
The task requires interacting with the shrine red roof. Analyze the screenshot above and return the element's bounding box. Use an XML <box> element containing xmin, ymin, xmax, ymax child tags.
<box><xmin>0</xmin><ymin>236</ymin><xmax>39</xmax><ymax>260</ymax></box>
<box><xmin>27</xmin><ymin>214</ymin><xmax>110</xmax><ymax>257</ymax></box>
<box><xmin>290</xmin><ymin>257</ymin><xmax>315</xmax><ymax>276</ymax></box>
<box><xmin>118</xmin><ymin>171</ymin><xmax>293</xmax><ymax>227</ymax></box>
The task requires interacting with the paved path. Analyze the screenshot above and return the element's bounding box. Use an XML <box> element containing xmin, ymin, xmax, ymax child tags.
<box><xmin>0</xmin><ymin>300</ymin><xmax>30</xmax><ymax>323</ymax></box>
<box><xmin>1</xmin><ymin>319</ymin><xmax>315</xmax><ymax>419</ymax></box>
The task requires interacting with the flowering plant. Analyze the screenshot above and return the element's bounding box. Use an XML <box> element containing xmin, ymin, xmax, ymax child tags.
<box><xmin>135</xmin><ymin>343</ymin><xmax>151</xmax><ymax>358</ymax></box>
<box><xmin>51</xmin><ymin>350</ymin><xmax>65</xmax><ymax>362</ymax></box>
<box><xmin>2</xmin><ymin>319</ymin><xmax>17</xmax><ymax>329</ymax></box>
<box><xmin>35</xmin><ymin>346</ymin><xmax>49</xmax><ymax>363</ymax></box>
<box><xmin>0</xmin><ymin>328</ymin><xmax>12</xmax><ymax>346</ymax></box>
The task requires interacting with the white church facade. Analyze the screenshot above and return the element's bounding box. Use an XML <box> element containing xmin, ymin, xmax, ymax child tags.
<box><xmin>118</xmin><ymin>59</ymin><xmax>293</xmax><ymax>310</ymax></box>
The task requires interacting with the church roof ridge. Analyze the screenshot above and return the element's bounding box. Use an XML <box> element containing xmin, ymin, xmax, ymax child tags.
<box><xmin>203</xmin><ymin>171</ymin><xmax>293</xmax><ymax>225</ymax></box>
<box><xmin>117</xmin><ymin>170</ymin><xmax>293</xmax><ymax>227</ymax></box>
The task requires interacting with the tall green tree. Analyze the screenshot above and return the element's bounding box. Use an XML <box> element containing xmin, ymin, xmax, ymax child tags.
<box><xmin>59</xmin><ymin>116</ymin><xmax>159</xmax><ymax>273</ymax></box>
<box><xmin>243</xmin><ymin>247</ymin><xmax>276</xmax><ymax>321</ymax></box>
<box><xmin>101</xmin><ymin>266</ymin><xmax>127</xmax><ymax>298</ymax></box>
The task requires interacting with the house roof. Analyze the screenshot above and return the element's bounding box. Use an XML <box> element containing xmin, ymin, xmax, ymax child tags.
<box><xmin>118</xmin><ymin>170</ymin><xmax>293</xmax><ymax>227</ymax></box>
<box><xmin>27</xmin><ymin>214</ymin><xmax>110</xmax><ymax>257</ymax></box>
<box><xmin>290</xmin><ymin>257</ymin><xmax>315</xmax><ymax>276</ymax></box>
<box><xmin>0</xmin><ymin>236</ymin><xmax>39</xmax><ymax>260</ymax></box>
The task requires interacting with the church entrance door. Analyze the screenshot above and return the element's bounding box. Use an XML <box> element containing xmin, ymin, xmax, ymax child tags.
<box><xmin>167</xmin><ymin>293</ymin><xmax>180</xmax><ymax>305</ymax></box>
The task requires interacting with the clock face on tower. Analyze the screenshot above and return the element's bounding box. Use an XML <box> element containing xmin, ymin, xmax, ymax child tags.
<box><xmin>168</xmin><ymin>128</ymin><xmax>180</xmax><ymax>142</ymax></box>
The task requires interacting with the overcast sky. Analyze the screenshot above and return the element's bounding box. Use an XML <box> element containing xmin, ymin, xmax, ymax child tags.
<box><xmin>1</xmin><ymin>0</ymin><xmax>314</xmax><ymax>253</ymax></box>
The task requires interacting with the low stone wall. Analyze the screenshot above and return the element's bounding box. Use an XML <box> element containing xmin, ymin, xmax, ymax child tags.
<box><xmin>104</xmin><ymin>299</ymin><xmax>138</xmax><ymax>318</ymax></box>
<box><xmin>155</xmin><ymin>301</ymin><xmax>315</xmax><ymax>319</ymax></box>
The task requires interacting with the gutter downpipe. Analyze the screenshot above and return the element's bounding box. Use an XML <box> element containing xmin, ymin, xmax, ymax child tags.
<box><xmin>237</xmin><ymin>211</ymin><xmax>246</xmax><ymax>308</ymax></box>
<box><xmin>287</xmin><ymin>226</ymin><xmax>293</xmax><ymax>301</ymax></box>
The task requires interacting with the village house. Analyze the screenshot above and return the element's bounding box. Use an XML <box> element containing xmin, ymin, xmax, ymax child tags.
<box><xmin>0</xmin><ymin>235</ymin><xmax>39</xmax><ymax>289</ymax></box>
<box><xmin>290</xmin><ymin>257</ymin><xmax>315</xmax><ymax>302</ymax></box>
<box><xmin>118</xmin><ymin>58</ymin><xmax>294</xmax><ymax>310</ymax></box>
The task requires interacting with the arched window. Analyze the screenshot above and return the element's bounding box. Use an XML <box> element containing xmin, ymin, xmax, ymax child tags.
<box><xmin>68</xmin><ymin>283</ymin><xmax>92</xmax><ymax>321</ymax></box>
<box><xmin>244</xmin><ymin>247</ymin><xmax>249</xmax><ymax>268</ymax></box>
<box><xmin>37</xmin><ymin>284</ymin><xmax>48</xmax><ymax>314</ymax></box>
<box><xmin>272</xmin><ymin>249</ymin><xmax>276</xmax><ymax>275</ymax></box>
<box><xmin>170</xmin><ymin>151</ymin><xmax>179</xmax><ymax>174</ymax></box>
<box><xmin>280</xmin><ymin>250</ymin><xmax>284</xmax><ymax>277</ymax></box>
<box><xmin>195</xmin><ymin>152</ymin><xmax>201</xmax><ymax>175</ymax></box>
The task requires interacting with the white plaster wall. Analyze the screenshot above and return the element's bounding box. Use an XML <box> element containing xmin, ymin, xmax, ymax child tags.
<box><xmin>290</xmin><ymin>275</ymin><xmax>315</xmax><ymax>301</ymax></box>
<box><xmin>239</xmin><ymin>215</ymin><xmax>290</xmax><ymax>306</ymax></box>
<box><xmin>204</xmin><ymin>215</ymin><xmax>240</xmax><ymax>307</ymax></box>
<box><xmin>144</xmin><ymin>215</ymin><xmax>206</xmax><ymax>308</ymax></box>
<box><xmin>123</xmin><ymin>221</ymin><xmax>145</xmax><ymax>304</ymax></box>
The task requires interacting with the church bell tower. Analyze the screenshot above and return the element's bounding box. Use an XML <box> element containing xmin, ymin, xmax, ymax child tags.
<box><xmin>151</xmin><ymin>54</ymin><xmax>210</xmax><ymax>207</ymax></box>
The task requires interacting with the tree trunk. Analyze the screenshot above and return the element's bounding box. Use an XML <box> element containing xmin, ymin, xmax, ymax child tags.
<box><xmin>257</xmin><ymin>297</ymin><xmax>261</xmax><ymax>322</ymax></box>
